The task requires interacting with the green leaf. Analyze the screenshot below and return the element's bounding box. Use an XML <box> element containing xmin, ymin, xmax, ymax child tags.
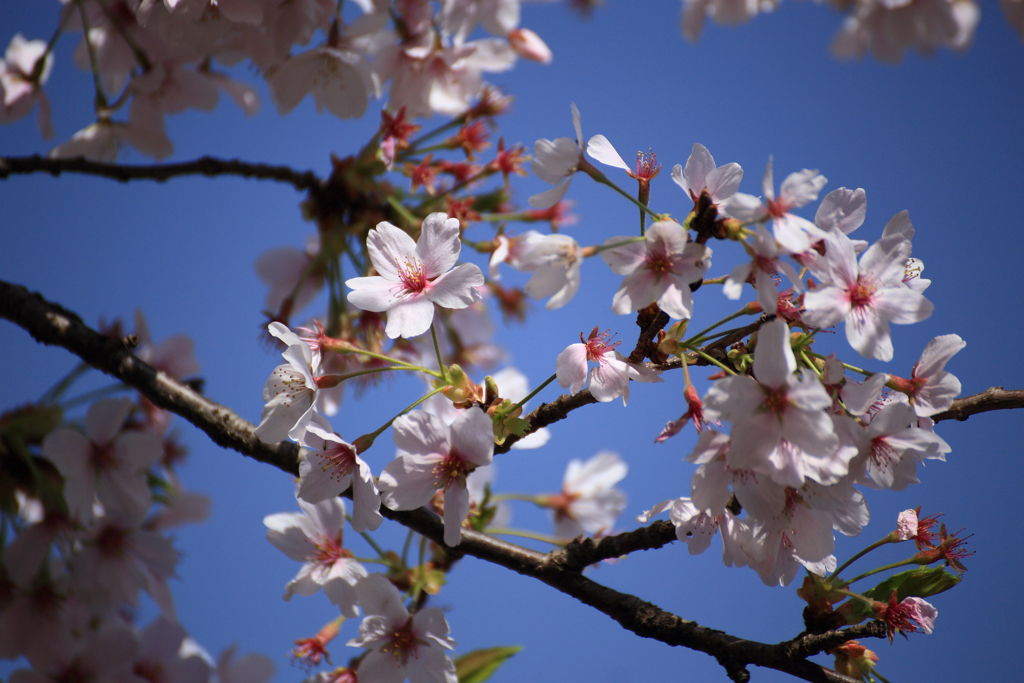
<box><xmin>455</xmin><ymin>645</ymin><xmax>523</xmax><ymax>683</ymax></box>
<box><xmin>863</xmin><ymin>567</ymin><xmax>961</xmax><ymax>602</ymax></box>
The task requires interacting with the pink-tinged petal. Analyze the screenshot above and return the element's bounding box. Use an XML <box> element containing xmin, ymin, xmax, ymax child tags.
<box><xmin>565</xmin><ymin>451</ymin><xmax>627</xmax><ymax>494</ymax></box>
<box><xmin>298</xmin><ymin>452</ymin><xmax>346</xmax><ymax>503</ymax></box>
<box><xmin>350</xmin><ymin>459</ymin><xmax>383</xmax><ymax>532</ymax></box>
<box><xmin>753</xmin><ymin>269</ymin><xmax>779</xmax><ymax>315</ymax></box>
<box><xmin>531</xmin><ymin>137</ymin><xmax>579</xmax><ymax>183</ymax></box>
<box><xmin>753</xmin><ymin>319</ymin><xmax>795</xmax><ymax>388</ymax></box>
<box><xmin>449</xmin><ymin>407</ymin><xmax>494</xmax><ymax>467</ymax></box>
<box><xmin>860</xmin><ymin>238</ymin><xmax>910</xmax><ymax>286</ymax></box>
<box><xmin>586</xmin><ymin>134</ymin><xmax>629</xmax><ymax>171</ymax></box>
<box><xmin>647</xmin><ymin>219</ymin><xmax>689</xmax><ymax>253</ymax></box>
<box><xmin>656</xmin><ymin>282</ymin><xmax>694</xmax><ymax>320</ymax></box>
<box><xmin>385</xmin><ymin>297</ymin><xmax>435</xmax><ymax>338</ymax></box>
<box><xmin>263</xmin><ymin>513</ymin><xmax>314</xmax><ymax>561</ymax></box>
<box><xmin>843</xmin><ymin>373</ymin><xmax>889</xmax><ymax>415</ymax></box>
<box><xmin>613</xmin><ymin>270</ymin><xmax>661</xmax><ymax>314</ymax></box>
<box><xmin>545</xmin><ymin>265</ymin><xmax>580</xmax><ymax>309</ymax></box>
<box><xmin>556</xmin><ymin>344</ymin><xmax>589</xmax><ymax>393</ymax></box>
<box><xmin>417</xmin><ymin>213</ymin><xmax>462</xmax><ymax>278</ymax></box>
<box><xmin>346</xmin><ymin>276</ymin><xmax>399</xmax><ymax>312</ymax></box>
<box><xmin>378</xmin><ymin>454</ymin><xmax>442</xmax><ymax>510</ymax></box>
<box><xmin>781</xmin><ymin>405</ymin><xmax>839</xmax><ymax>458</ymax></box>
<box><xmin>600</xmin><ymin>237</ymin><xmax>645</xmax><ymax>274</ymax></box>
<box><xmin>528</xmin><ymin>177</ymin><xmax>571</xmax><ymax>209</ymax></box>
<box><xmin>779</xmin><ymin>169</ymin><xmax>827</xmax><ymax>207</ymax></box>
<box><xmin>85</xmin><ymin>397</ymin><xmax>132</xmax><ymax>444</ymax></box>
<box><xmin>679</xmin><ymin>143</ymin><xmax>714</xmax><ymax>195</ymax></box>
<box><xmin>355</xmin><ymin>574</ymin><xmax>410</xmax><ymax>623</ymax></box>
<box><xmin>729</xmin><ymin>413</ymin><xmax>782</xmax><ymax>469</ymax></box>
<box><xmin>356</xmin><ymin>651</ymin><xmax>406</xmax><ymax>683</ymax></box>
<box><xmin>802</xmin><ymin>286</ymin><xmax>850</xmax><ymax>330</ymax></box>
<box><xmin>723</xmin><ymin>262</ymin><xmax>752</xmax><ymax>300</ymax></box>
<box><xmin>772</xmin><ymin>214</ymin><xmax>815</xmax><ymax>254</ymax></box>
<box><xmin>705</xmin><ymin>163</ymin><xmax>743</xmax><ymax>202</ymax></box>
<box><xmin>916</xmin><ymin>334</ymin><xmax>965</xmax><ymax>378</ymax></box>
<box><xmin>815</xmin><ymin>187</ymin><xmax>866</xmax><ymax>234</ymax></box>
<box><xmin>394</xmin><ymin>411</ymin><xmax>449</xmax><ymax>457</ymax></box>
<box><xmin>879</xmin><ymin>210</ymin><xmax>916</xmax><ymax>250</ymax></box>
<box><xmin>570</xmin><ymin>102</ymin><xmax>583</xmax><ymax>147</ymax></box>
<box><xmin>415</xmin><ymin>607</ymin><xmax>456</xmax><ymax>650</ymax></box>
<box><xmin>875</xmin><ymin>287</ymin><xmax>933</xmax><ymax>326</ymax></box>
<box><xmin>846</xmin><ymin>305</ymin><xmax>893</xmax><ymax>361</ymax></box>
<box><xmin>761</xmin><ymin>158</ymin><xmax>775</xmax><ymax>199</ymax></box>
<box><xmin>720</xmin><ymin>192</ymin><xmax>765</xmax><ymax>223</ymax></box>
<box><xmin>787</xmin><ymin>371</ymin><xmax>834</xmax><ymax>411</ymax></box>
<box><xmin>589</xmin><ymin>355</ymin><xmax>630</xmax><ymax>403</ymax></box>
<box><xmin>366</xmin><ymin>221</ymin><xmax>418</xmax><ymax>281</ymax></box>
<box><xmin>427</xmin><ymin>263</ymin><xmax>484</xmax><ymax>309</ymax></box>
<box><xmin>442</xmin><ymin>484</ymin><xmax>469</xmax><ymax>546</ymax></box>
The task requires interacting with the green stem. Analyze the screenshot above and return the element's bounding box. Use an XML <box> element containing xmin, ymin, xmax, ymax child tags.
<box><xmin>512</xmin><ymin>373</ymin><xmax>557</xmax><ymax>411</ymax></box>
<box><xmin>689</xmin><ymin>348</ymin><xmax>736</xmax><ymax>376</ymax></box>
<box><xmin>61</xmin><ymin>382</ymin><xmax>128</xmax><ymax>410</ymax></box>
<box><xmin>580</xmin><ymin>161</ymin><xmax>662</xmax><ymax>222</ymax></box>
<box><xmin>836</xmin><ymin>558</ymin><xmax>916</xmax><ymax>590</ymax></box>
<box><xmin>39</xmin><ymin>361</ymin><xmax>90</xmax><ymax>403</ymax></box>
<box><xmin>831</xmin><ymin>536</ymin><xmax>896</xmax><ymax>580</ymax></box>
<box><xmin>683</xmin><ymin>307</ymin><xmax>753</xmax><ymax>347</ymax></box>
<box><xmin>484</xmin><ymin>527</ymin><xmax>566</xmax><ymax>547</ymax></box>
<box><xmin>400</xmin><ymin>528</ymin><xmax>415</xmax><ymax>568</ymax></box>
<box><xmin>490</xmin><ymin>492</ymin><xmax>547</xmax><ymax>505</ymax></box>
<box><xmin>386</xmin><ymin>195</ymin><xmax>419</xmax><ymax>227</ymax></box>
<box><xmin>430</xmin><ymin>323</ymin><xmax>448</xmax><ymax>384</ymax></box>
<box><xmin>807</xmin><ymin>351</ymin><xmax>873</xmax><ymax>378</ymax></box>
<box><xmin>410</xmin><ymin>533</ymin><xmax>429</xmax><ymax>609</ymax></box>
<box><xmin>327</xmin><ymin>346</ymin><xmax>439</xmax><ymax>378</ymax></box>
<box><xmin>356</xmin><ymin>526</ymin><xmax>389</xmax><ymax>561</ymax></box>
<box><xmin>587</xmin><ymin>236</ymin><xmax>645</xmax><ymax>256</ymax></box>
<box><xmin>75</xmin><ymin>0</ymin><xmax>108</xmax><ymax>111</ymax></box>
<box><xmin>359</xmin><ymin>385</ymin><xmax>447</xmax><ymax>445</ymax></box>
<box><xmin>406</xmin><ymin>117</ymin><xmax>466</xmax><ymax>153</ymax></box>
<box><xmin>799</xmin><ymin>349</ymin><xmax>824</xmax><ymax>380</ymax></box>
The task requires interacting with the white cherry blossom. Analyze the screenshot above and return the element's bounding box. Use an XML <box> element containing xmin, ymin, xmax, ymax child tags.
<box><xmin>802</xmin><ymin>215</ymin><xmax>934</xmax><ymax>361</ymax></box>
<box><xmin>671</xmin><ymin>142</ymin><xmax>743</xmax><ymax>206</ymax></box>
<box><xmin>347</xmin><ymin>574</ymin><xmax>457</xmax><ymax>683</ymax></box>
<box><xmin>513</xmin><ymin>231</ymin><xmax>582</xmax><ymax>309</ymax></box>
<box><xmin>378</xmin><ymin>406</ymin><xmax>494</xmax><ymax>546</ymax></box>
<box><xmin>601</xmin><ymin>219</ymin><xmax>711</xmax><ymax>320</ymax></box>
<box><xmin>556</xmin><ymin>327</ymin><xmax>660</xmax><ymax>405</ymax></box>
<box><xmin>529</xmin><ymin>103</ymin><xmax>584</xmax><ymax>209</ymax></box>
<box><xmin>346</xmin><ymin>213</ymin><xmax>484</xmax><ymax>339</ymax></box>
<box><xmin>255</xmin><ymin>322</ymin><xmax>323</xmax><ymax>443</ymax></box>
<box><xmin>549</xmin><ymin>451</ymin><xmax>627</xmax><ymax>539</ymax></box>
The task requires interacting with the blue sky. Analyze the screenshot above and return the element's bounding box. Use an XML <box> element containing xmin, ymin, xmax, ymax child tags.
<box><xmin>2</xmin><ymin>2</ymin><xmax>1023</xmax><ymax>681</ymax></box>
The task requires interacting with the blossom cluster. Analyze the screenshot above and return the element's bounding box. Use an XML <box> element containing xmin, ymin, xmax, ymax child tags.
<box><xmin>0</xmin><ymin>319</ymin><xmax>274</xmax><ymax>682</ymax></box>
<box><xmin>1</xmin><ymin>0</ymin><xmax>552</xmax><ymax>159</ymax></box>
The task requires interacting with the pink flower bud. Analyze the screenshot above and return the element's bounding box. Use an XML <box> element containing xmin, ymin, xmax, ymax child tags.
<box><xmin>508</xmin><ymin>28</ymin><xmax>553</xmax><ymax>64</ymax></box>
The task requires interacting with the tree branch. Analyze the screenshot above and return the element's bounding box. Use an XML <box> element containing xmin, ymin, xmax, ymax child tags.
<box><xmin>0</xmin><ymin>154</ymin><xmax>322</xmax><ymax>194</ymax></box>
<box><xmin>4</xmin><ymin>279</ymin><xmax>1002</xmax><ymax>681</ymax></box>
<box><xmin>932</xmin><ymin>386</ymin><xmax>1024</xmax><ymax>422</ymax></box>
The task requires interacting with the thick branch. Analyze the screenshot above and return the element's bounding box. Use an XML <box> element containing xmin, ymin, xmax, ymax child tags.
<box><xmin>3</xmin><ymin>279</ymin><xmax>986</xmax><ymax>681</ymax></box>
<box><xmin>0</xmin><ymin>154</ymin><xmax>322</xmax><ymax>194</ymax></box>
<box><xmin>932</xmin><ymin>386</ymin><xmax>1024</xmax><ymax>422</ymax></box>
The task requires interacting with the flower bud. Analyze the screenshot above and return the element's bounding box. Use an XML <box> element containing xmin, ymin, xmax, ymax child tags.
<box><xmin>508</xmin><ymin>28</ymin><xmax>553</xmax><ymax>64</ymax></box>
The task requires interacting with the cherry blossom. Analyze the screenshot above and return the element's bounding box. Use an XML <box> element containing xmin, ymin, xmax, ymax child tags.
<box><xmin>378</xmin><ymin>406</ymin><xmax>495</xmax><ymax>546</ymax></box>
<box><xmin>723</xmin><ymin>225</ymin><xmax>799</xmax><ymax>315</ymax></box>
<box><xmin>889</xmin><ymin>333</ymin><xmax>965</xmax><ymax>417</ymax></box>
<box><xmin>267</xmin><ymin>47</ymin><xmax>370</xmax><ymax>120</ymax></box>
<box><xmin>703</xmin><ymin>319</ymin><xmax>840</xmax><ymax>486</ymax></box>
<box><xmin>40</xmin><ymin>397</ymin><xmax>163</xmax><ymax>521</ymax></box>
<box><xmin>722</xmin><ymin>158</ymin><xmax>827</xmax><ymax>254</ymax></box>
<box><xmin>803</xmin><ymin>216</ymin><xmax>934</xmax><ymax>361</ymax></box>
<box><xmin>254</xmin><ymin>237</ymin><xmax>324</xmax><ymax>321</ymax></box>
<box><xmin>875</xmin><ymin>594</ymin><xmax>938</xmax><ymax>639</ymax></box>
<box><xmin>346</xmin><ymin>213</ymin><xmax>484</xmax><ymax>339</ymax></box>
<box><xmin>529</xmin><ymin>103</ymin><xmax>584</xmax><ymax>208</ymax></box>
<box><xmin>548</xmin><ymin>451</ymin><xmax>627</xmax><ymax>539</ymax></box>
<box><xmin>347</xmin><ymin>574</ymin><xmax>457</xmax><ymax>683</ymax></box>
<box><xmin>601</xmin><ymin>219</ymin><xmax>711</xmax><ymax>320</ymax></box>
<box><xmin>0</xmin><ymin>34</ymin><xmax>53</xmax><ymax>136</ymax></box>
<box><xmin>297</xmin><ymin>420</ymin><xmax>383</xmax><ymax>533</ymax></box>
<box><xmin>513</xmin><ymin>231</ymin><xmax>583</xmax><ymax>309</ymax></box>
<box><xmin>680</xmin><ymin>0</ymin><xmax>780</xmax><ymax>42</ymax></box>
<box><xmin>255</xmin><ymin>322</ymin><xmax>324</xmax><ymax>443</ymax></box>
<box><xmin>814</xmin><ymin>186</ymin><xmax>867</xmax><ymax>236</ymax></box>
<box><xmin>263</xmin><ymin>494</ymin><xmax>367</xmax><ymax>617</ymax></box>
<box><xmin>857</xmin><ymin>400</ymin><xmax>950</xmax><ymax>490</ymax></box>
<box><xmin>832</xmin><ymin>0</ymin><xmax>979</xmax><ymax>63</ymax></box>
<box><xmin>132</xmin><ymin>617</ymin><xmax>213</xmax><ymax>682</ymax></box>
<box><xmin>556</xmin><ymin>327</ymin><xmax>660</xmax><ymax>405</ymax></box>
<box><xmin>671</xmin><ymin>142</ymin><xmax>743</xmax><ymax>207</ymax></box>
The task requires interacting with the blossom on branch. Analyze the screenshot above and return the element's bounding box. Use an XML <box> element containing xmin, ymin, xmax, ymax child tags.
<box><xmin>255</xmin><ymin>322</ymin><xmax>324</xmax><ymax>443</ymax></box>
<box><xmin>378</xmin><ymin>406</ymin><xmax>495</xmax><ymax>546</ymax></box>
<box><xmin>346</xmin><ymin>213</ymin><xmax>484</xmax><ymax>339</ymax></box>
<box><xmin>556</xmin><ymin>327</ymin><xmax>660</xmax><ymax>404</ymax></box>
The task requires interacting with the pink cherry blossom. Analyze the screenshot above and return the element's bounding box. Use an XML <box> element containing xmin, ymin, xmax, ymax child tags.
<box><xmin>267</xmin><ymin>47</ymin><xmax>370</xmax><ymax>119</ymax></box>
<box><xmin>703</xmin><ymin>319</ymin><xmax>840</xmax><ymax>486</ymax></box>
<box><xmin>297</xmin><ymin>420</ymin><xmax>383</xmax><ymax>533</ymax></box>
<box><xmin>680</xmin><ymin>0</ymin><xmax>780</xmax><ymax>42</ymax></box>
<box><xmin>255</xmin><ymin>322</ymin><xmax>324</xmax><ymax>443</ymax></box>
<box><xmin>346</xmin><ymin>213</ymin><xmax>484</xmax><ymax>339</ymax></box>
<box><xmin>723</xmin><ymin>225</ymin><xmax>799</xmax><ymax>315</ymax></box>
<box><xmin>514</xmin><ymin>231</ymin><xmax>582</xmax><ymax>309</ymax></box>
<box><xmin>814</xmin><ymin>186</ymin><xmax>867</xmax><ymax>236</ymax></box>
<box><xmin>529</xmin><ymin>103</ymin><xmax>584</xmax><ymax>209</ymax></box>
<box><xmin>832</xmin><ymin>0</ymin><xmax>978</xmax><ymax>63</ymax></box>
<box><xmin>896</xmin><ymin>508</ymin><xmax>919</xmax><ymax>541</ymax></box>
<box><xmin>254</xmin><ymin>237</ymin><xmax>324</xmax><ymax>321</ymax></box>
<box><xmin>548</xmin><ymin>451</ymin><xmax>627</xmax><ymax>539</ymax></box>
<box><xmin>891</xmin><ymin>334</ymin><xmax>965</xmax><ymax>417</ymax></box>
<box><xmin>722</xmin><ymin>158</ymin><xmax>827</xmax><ymax>254</ymax></box>
<box><xmin>347</xmin><ymin>574</ymin><xmax>457</xmax><ymax>683</ymax></box>
<box><xmin>555</xmin><ymin>328</ymin><xmax>660</xmax><ymax>405</ymax></box>
<box><xmin>671</xmin><ymin>142</ymin><xmax>743</xmax><ymax>207</ymax></box>
<box><xmin>40</xmin><ymin>398</ymin><xmax>162</xmax><ymax>522</ymax></box>
<box><xmin>378</xmin><ymin>406</ymin><xmax>494</xmax><ymax>546</ymax></box>
<box><xmin>601</xmin><ymin>219</ymin><xmax>711</xmax><ymax>320</ymax></box>
<box><xmin>0</xmin><ymin>34</ymin><xmax>53</xmax><ymax>136</ymax></box>
<box><xmin>858</xmin><ymin>400</ymin><xmax>950</xmax><ymax>490</ymax></box>
<box><xmin>802</xmin><ymin>215</ymin><xmax>934</xmax><ymax>361</ymax></box>
<box><xmin>263</xmin><ymin>494</ymin><xmax>367</xmax><ymax>617</ymax></box>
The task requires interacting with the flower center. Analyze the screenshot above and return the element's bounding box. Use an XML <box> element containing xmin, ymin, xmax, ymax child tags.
<box><xmin>321</xmin><ymin>442</ymin><xmax>356</xmax><ymax>480</ymax></box>
<box><xmin>397</xmin><ymin>258</ymin><xmax>428</xmax><ymax>294</ymax></box>
<box><xmin>310</xmin><ymin>532</ymin><xmax>351</xmax><ymax>567</ymax></box>
<box><xmin>848</xmin><ymin>276</ymin><xmax>877</xmax><ymax>308</ymax></box>
<box><xmin>761</xmin><ymin>386</ymin><xmax>790</xmax><ymax>416</ymax></box>
<box><xmin>381</xmin><ymin>617</ymin><xmax>420</xmax><ymax>666</ymax></box>
<box><xmin>766</xmin><ymin>197</ymin><xmax>790</xmax><ymax>219</ymax></box>
<box><xmin>432</xmin><ymin>451</ymin><xmax>471</xmax><ymax>489</ymax></box>
<box><xmin>582</xmin><ymin>328</ymin><xmax>619</xmax><ymax>360</ymax></box>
